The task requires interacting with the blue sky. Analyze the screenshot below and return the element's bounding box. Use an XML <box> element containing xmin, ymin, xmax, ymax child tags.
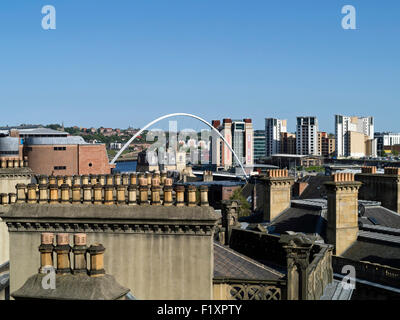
<box><xmin>0</xmin><ymin>0</ymin><xmax>399</xmax><ymax>132</ymax></box>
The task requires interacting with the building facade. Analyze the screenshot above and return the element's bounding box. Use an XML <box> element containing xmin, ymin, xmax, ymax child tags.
<box><xmin>211</xmin><ymin>118</ymin><xmax>253</xmax><ymax>169</ymax></box>
<box><xmin>265</xmin><ymin>118</ymin><xmax>287</xmax><ymax>157</ymax></box>
<box><xmin>1</xmin><ymin>127</ymin><xmax>113</xmax><ymax>176</ymax></box>
<box><xmin>318</xmin><ymin>132</ymin><xmax>335</xmax><ymax>158</ymax></box>
<box><xmin>375</xmin><ymin>132</ymin><xmax>400</xmax><ymax>155</ymax></box>
<box><xmin>280</xmin><ymin>132</ymin><xmax>296</xmax><ymax>155</ymax></box>
<box><xmin>253</xmin><ymin>130</ymin><xmax>266</xmax><ymax>162</ymax></box>
<box><xmin>296</xmin><ymin>117</ymin><xmax>318</xmax><ymax>155</ymax></box>
<box><xmin>335</xmin><ymin>115</ymin><xmax>376</xmax><ymax>158</ymax></box>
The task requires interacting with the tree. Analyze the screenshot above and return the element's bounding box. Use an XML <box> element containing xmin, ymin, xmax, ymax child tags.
<box><xmin>229</xmin><ymin>188</ymin><xmax>251</xmax><ymax>218</ymax></box>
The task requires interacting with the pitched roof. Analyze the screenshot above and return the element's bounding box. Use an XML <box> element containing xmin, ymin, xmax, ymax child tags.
<box><xmin>341</xmin><ymin>238</ymin><xmax>400</xmax><ymax>269</ymax></box>
<box><xmin>213</xmin><ymin>242</ymin><xmax>284</xmax><ymax>281</ymax></box>
<box><xmin>267</xmin><ymin>206</ymin><xmax>326</xmax><ymax>238</ymax></box>
<box><xmin>362</xmin><ymin>206</ymin><xmax>400</xmax><ymax>228</ymax></box>
<box><xmin>298</xmin><ymin>175</ymin><xmax>330</xmax><ymax>199</ymax></box>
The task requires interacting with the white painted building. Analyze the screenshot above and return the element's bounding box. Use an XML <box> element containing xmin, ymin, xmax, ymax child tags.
<box><xmin>296</xmin><ymin>117</ymin><xmax>318</xmax><ymax>155</ymax></box>
<box><xmin>265</xmin><ymin>118</ymin><xmax>287</xmax><ymax>157</ymax></box>
<box><xmin>335</xmin><ymin>115</ymin><xmax>375</xmax><ymax>158</ymax></box>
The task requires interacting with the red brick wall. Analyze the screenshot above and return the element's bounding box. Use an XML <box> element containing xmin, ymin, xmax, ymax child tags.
<box><xmin>222</xmin><ymin>186</ymin><xmax>241</xmax><ymax>200</ymax></box>
<box><xmin>24</xmin><ymin>144</ymin><xmax>112</xmax><ymax>175</ymax></box>
<box><xmin>78</xmin><ymin>144</ymin><xmax>112</xmax><ymax>175</ymax></box>
<box><xmin>24</xmin><ymin>145</ymin><xmax>79</xmax><ymax>175</ymax></box>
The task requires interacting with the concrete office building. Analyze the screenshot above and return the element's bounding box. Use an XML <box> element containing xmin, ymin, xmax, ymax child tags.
<box><xmin>265</xmin><ymin>118</ymin><xmax>287</xmax><ymax>157</ymax></box>
<box><xmin>335</xmin><ymin>115</ymin><xmax>376</xmax><ymax>158</ymax></box>
<box><xmin>296</xmin><ymin>117</ymin><xmax>318</xmax><ymax>156</ymax></box>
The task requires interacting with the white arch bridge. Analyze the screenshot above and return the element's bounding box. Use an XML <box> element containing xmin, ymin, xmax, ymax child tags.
<box><xmin>110</xmin><ymin>113</ymin><xmax>249</xmax><ymax>179</ymax></box>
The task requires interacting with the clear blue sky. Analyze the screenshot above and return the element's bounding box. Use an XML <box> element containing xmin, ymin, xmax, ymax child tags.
<box><xmin>0</xmin><ymin>0</ymin><xmax>399</xmax><ymax>133</ymax></box>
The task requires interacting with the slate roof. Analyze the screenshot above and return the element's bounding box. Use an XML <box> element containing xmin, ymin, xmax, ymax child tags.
<box><xmin>12</xmin><ymin>274</ymin><xmax>130</xmax><ymax>300</ymax></box>
<box><xmin>341</xmin><ymin>238</ymin><xmax>400</xmax><ymax>269</ymax></box>
<box><xmin>267</xmin><ymin>207</ymin><xmax>326</xmax><ymax>238</ymax></box>
<box><xmin>298</xmin><ymin>175</ymin><xmax>331</xmax><ymax>199</ymax></box>
<box><xmin>213</xmin><ymin>242</ymin><xmax>284</xmax><ymax>281</ymax></box>
<box><xmin>362</xmin><ymin>206</ymin><xmax>400</xmax><ymax>229</ymax></box>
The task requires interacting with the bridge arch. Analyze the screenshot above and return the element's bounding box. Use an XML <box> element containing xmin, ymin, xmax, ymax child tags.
<box><xmin>110</xmin><ymin>113</ymin><xmax>249</xmax><ymax>179</ymax></box>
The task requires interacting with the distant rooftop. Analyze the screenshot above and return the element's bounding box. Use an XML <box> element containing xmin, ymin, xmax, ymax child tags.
<box><xmin>18</xmin><ymin>128</ymin><xmax>68</xmax><ymax>136</ymax></box>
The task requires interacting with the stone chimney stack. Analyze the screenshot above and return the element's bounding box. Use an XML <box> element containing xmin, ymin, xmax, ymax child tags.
<box><xmin>187</xmin><ymin>185</ymin><xmax>197</xmax><ymax>207</ymax></box>
<box><xmin>55</xmin><ymin>233</ymin><xmax>71</xmax><ymax>274</ymax></box>
<box><xmin>175</xmin><ymin>185</ymin><xmax>185</xmax><ymax>207</ymax></box>
<box><xmin>262</xmin><ymin>169</ymin><xmax>294</xmax><ymax>222</ymax></box>
<box><xmin>72</xmin><ymin>233</ymin><xmax>87</xmax><ymax>274</ymax></box>
<box><xmin>221</xmin><ymin>200</ymin><xmax>240</xmax><ymax>245</ymax></box>
<box><xmin>139</xmin><ymin>178</ymin><xmax>149</xmax><ymax>205</ymax></box>
<box><xmin>163</xmin><ymin>178</ymin><xmax>173</xmax><ymax>206</ymax></box>
<box><xmin>39</xmin><ymin>233</ymin><xmax>54</xmax><ymax>273</ymax></box>
<box><xmin>88</xmin><ymin>243</ymin><xmax>106</xmax><ymax>277</ymax></box>
<box><xmin>200</xmin><ymin>185</ymin><xmax>209</xmax><ymax>206</ymax></box>
<box><xmin>324</xmin><ymin>173</ymin><xmax>362</xmax><ymax>256</ymax></box>
<box><xmin>151</xmin><ymin>178</ymin><xmax>161</xmax><ymax>205</ymax></box>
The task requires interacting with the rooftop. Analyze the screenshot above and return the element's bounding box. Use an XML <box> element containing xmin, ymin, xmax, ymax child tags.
<box><xmin>213</xmin><ymin>242</ymin><xmax>284</xmax><ymax>281</ymax></box>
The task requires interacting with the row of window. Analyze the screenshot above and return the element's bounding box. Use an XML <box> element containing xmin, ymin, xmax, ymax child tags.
<box><xmin>54</xmin><ymin>166</ymin><xmax>66</xmax><ymax>170</ymax></box>
<box><xmin>0</xmin><ymin>151</ymin><xmax>19</xmax><ymax>155</ymax></box>
<box><xmin>54</xmin><ymin>147</ymin><xmax>66</xmax><ymax>151</ymax></box>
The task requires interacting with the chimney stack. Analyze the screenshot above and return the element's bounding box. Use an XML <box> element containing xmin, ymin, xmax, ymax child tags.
<box><xmin>262</xmin><ymin>169</ymin><xmax>294</xmax><ymax>222</ymax></box>
<box><xmin>39</xmin><ymin>233</ymin><xmax>54</xmax><ymax>273</ymax></box>
<box><xmin>72</xmin><ymin>233</ymin><xmax>88</xmax><ymax>274</ymax></box>
<box><xmin>163</xmin><ymin>178</ymin><xmax>173</xmax><ymax>206</ymax></box>
<box><xmin>72</xmin><ymin>184</ymin><xmax>81</xmax><ymax>203</ymax></box>
<box><xmin>175</xmin><ymin>185</ymin><xmax>185</xmax><ymax>207</ymax></box>
<box><xmin>151</xmin><ymin>178</ymin><xmax>161</xmax><ymax>205</ymax></box>
<box><xmin>16</xmin><ymin>184</ymin><xmax>26</xmax><ymax>203</ymax></box>
<box><xmin>88</xmin><ymin>243</ymin><xmax>106</xmax><ymax>277</ymax></box>
<box><xmin>93</xmin><ymin>184</ymin><xmax>103</xmax><ymax>205</ymax></box>
<box><xmin>128</xmin><ymin>185</ymin><xmax>137</xmax><ymax>205</ymax></box>
<box><xmin>324</xmin><ymin>173</ymin><xmax>362</xmax><ymax>255</ymax></box>
<box><xmin>104</xmin><ymin>186</ymin><xmax>114</xmax><ymax>205</ymax></box>
<box><xmin>139</xmin><ymin>178</ymin><xmax>148</xmax><ymax>205</ymax></box>
<box><xmin>39</xmin><ymin>184</ymin><xmax>48</xmax><ymax>204</ymax></box>
<box><xmin>200</xmin><ymin>185</ymin><xmax>209</xmax><ymax>206</ymax></box>
<box><xmin>129</xmin><ymin>173</ymin><xmax>137</xmax><ymax>186</ymax></box>
<box><xmin>49</xmin><ymin>184</ymin><xmax>58</xmax><ymax>204</ymax></box>
<box><xmin>27</xmin><ymin>183</ymin><xmax>37</xmax><ymax>204</ymax></box>
<box><xmin>187</xmin><ymin>185</ymin><xmax>197</xmax><ymax>207</ymax></box>
<box><xmin>116</xmin><ymin>185</ymin><xmax>126</xmax><ymax>204</ymax></box>
<box><xmin>55</xmin><ymin>233</ymin><xmax>71</xmax><ymax>274</ymax></box>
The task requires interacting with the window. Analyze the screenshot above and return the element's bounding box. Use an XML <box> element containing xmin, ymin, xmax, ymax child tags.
<box><xmin>54</xmin><ymin>166</ymin><xmax>66</xmax><ymax>170</ymax></box>
<box><xmin>54</xmin><ymin>147</ymin><xmax>66</xmax><ymax>151</ymax></box>
<box><xmin>0</xmin><ymin>151</ymin><xmax>19</xmax><ymax>155</ymax></box>
<box><xmin>88</xmin><ymin>163</ymin><xmax>93</xmax><ymax>167</ymax></box>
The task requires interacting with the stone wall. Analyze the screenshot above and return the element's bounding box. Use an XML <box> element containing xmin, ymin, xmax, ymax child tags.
<box><xmin>2</xmin><ymin>204</ymin><xmax>218</xmax><ymax>300</ymax></box>
<box><xmin>0</xmin><ymin>167</ymin><xmax>32</xmax><ymax>265</ymax></box>
<box><xmin>0</xmin><ymin>175</ymin><xmax>218</xmax><ymax>300</ymax></box>
<box><xmin>355</xmin><ymin>171</ymin><xmax>400</xmax><ymax>213</ymax></box>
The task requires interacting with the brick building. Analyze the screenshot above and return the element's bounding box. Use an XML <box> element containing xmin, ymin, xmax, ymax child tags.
<box><xmin>1</xmin><ymin>127</ymin><xmax>113</xmax><ymax>176</ymax></box>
